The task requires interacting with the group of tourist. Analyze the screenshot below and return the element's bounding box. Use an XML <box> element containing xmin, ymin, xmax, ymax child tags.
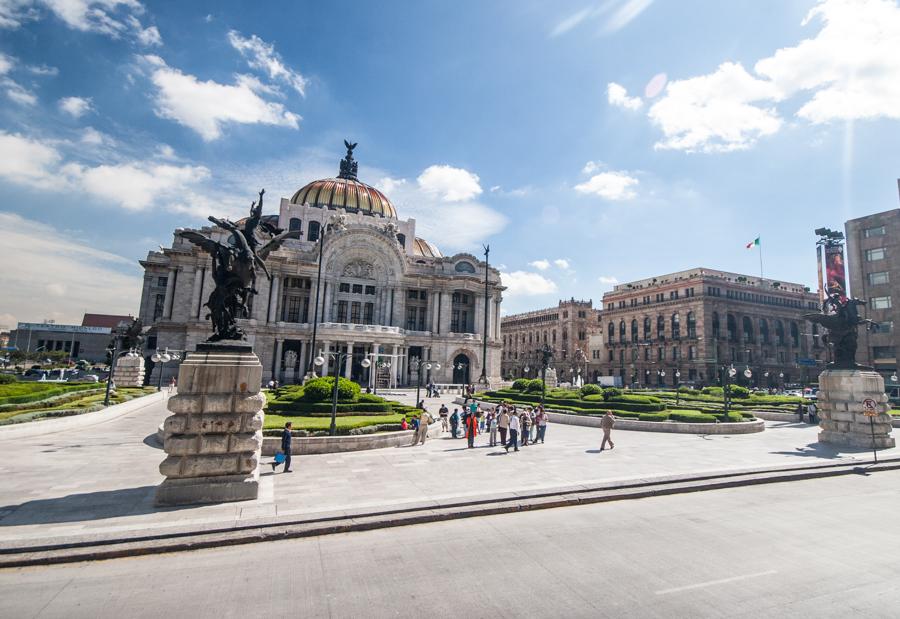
<box><xmin>408</xmin><ymin>401</ymin><xmax>551</xmax><ymax>452</ymax></box>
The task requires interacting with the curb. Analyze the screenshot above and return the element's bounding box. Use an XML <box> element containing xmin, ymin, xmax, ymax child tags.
<box><xmin>2</xmin><ymin>456</ymin><xmax>899</xmax><ymax>568</ymax></box>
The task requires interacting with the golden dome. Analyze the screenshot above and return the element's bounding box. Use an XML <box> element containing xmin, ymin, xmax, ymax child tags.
<box><xmin>289</xmin><ymin>141</ymin><xmax>397</xmax><ymax>218</ymax></box>
<box><xmin>412</xmin><ymin>237</ymin><xmax>442</xmax><ymax>258</ymax></box>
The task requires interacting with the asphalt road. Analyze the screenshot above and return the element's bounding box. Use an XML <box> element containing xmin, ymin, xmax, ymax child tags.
<box><xmin>2</xmin><ymin>469</ymin><xmax>898</xmax><ymax>618</ymax></box>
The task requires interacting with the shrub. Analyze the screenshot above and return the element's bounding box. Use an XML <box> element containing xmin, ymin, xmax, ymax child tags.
<box><xmin>0</xmin><ymin>374</ymin><xmax>16</xmax><ymax>385</ymax></box>
<box><xmin>720</xmin><ymin>411</ymin><xmax>745</xmax><ymax>422</ymax></box>
<box><xmin>701</xmin><ymin>386</ymin><xmax>723</xmax><ymax>396</ymax></box>
<box><xmin>726</xmin><ymin>385</ymin><xmax>751</xmax><ymax>398</ymax></box>
<box><xmin>678</xmin><ymin>386</ymin><xmax>699</xmax><ymax>395</ymax></box>
<box><xmin>301</xmin><ymin>377</ymin><xmax>360</xmax><ymax>402</ymax></box>
<box><xmin>669</xmin><ymin>410</ymin><xmax>717</xmax><ymax>423</ymax></box>
<box><xmin>609</xmin><ymin>394</ymin><xmax>662</xmax><ymax>405</ymax></box>
<box><xmin>357</xmin><ymin>393</ymin><xmax>386</xmax><ymax>403</ymax></box>
<box><xmin>511</xmin><ymin>378</ymin><xmax>529</xmax><ymax>391</ymax></box>
<box><xmin>580</xmin><ymin>384</ymin><xmax>602</xmax><ymax>397</ymax></box>
<box><xmin>525</xmin><ymin>379</ymin><xmax>545</xmax><ymax>393</ymax></box>
<box><xmin>638</xmin><ymin>412</ymin><xmax>670</xmax><ymax>422</ymax></box>
<box><xmin>602</xmin><ymin>387</ymin><xmax>623</xmax><ymax>401</ymax></box>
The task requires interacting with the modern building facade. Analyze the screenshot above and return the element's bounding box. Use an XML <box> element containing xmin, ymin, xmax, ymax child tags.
<box><xmin>500</xmin><ymin>299</ymin><xmax>600</xmax><ymax>382</ymax></box>
<box><xmin>599</xmin><ymin>268</ymin><xmax>822</xmax><ymax>388</ymax></box>
<box><xmin>138</xmin><ymin>144</ymin><xmax>503</xmax><ymax>387</ymax></box>
<box><xmin>845</xmin><ymin>207</ymin><xmax>900</xmax><ymax>382</ymax></box>
<box><xmin>6</xmin><ymin>317</ymin><xmax>131</xmax><ymax>363</ymax></box>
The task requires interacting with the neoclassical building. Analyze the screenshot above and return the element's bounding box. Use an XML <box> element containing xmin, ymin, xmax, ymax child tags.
<box><xmin>138</xmin><ymin>144</ymin><xmax>503</xmax><ymax>387</ymax></box>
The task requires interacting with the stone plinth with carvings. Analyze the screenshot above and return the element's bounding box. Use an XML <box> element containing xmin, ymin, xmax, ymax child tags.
<box><xmin>817</xmin><ymin>369</ymin><xmax>895</xmax><ymax>449</ymax></box>
<box><xmin>155</xmin><ymin>342</ymin><xmax>265</xmax><ymax>506</ymax></box>
<box><xmin>114</xmin><ymin>354</ymin><xmax>145</xmax><ymax>388</ymax></box>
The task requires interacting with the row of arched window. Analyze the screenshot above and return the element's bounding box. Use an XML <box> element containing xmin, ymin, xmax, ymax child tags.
<box><xmin>288</xmin><ymin>218</ymin><xmax>321</xmax><ymax>242</ymax></box>
<box><xmin>607</xmin><ymin>312</ymin><xmax>697</xmax><ymax>344</ymax></box>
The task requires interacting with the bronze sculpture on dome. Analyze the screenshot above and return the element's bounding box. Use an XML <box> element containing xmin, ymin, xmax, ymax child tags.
<box><xmin>178</xmin><ymin>189</ymin><xmax>301</xmax><ymax>341</ymax></box>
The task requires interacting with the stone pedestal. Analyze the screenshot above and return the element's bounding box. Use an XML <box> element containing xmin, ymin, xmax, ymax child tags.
<box><xmin>114</xmin><ymin>354</ymin><xmax>145</xmax><ymax>387</ymax></box>
<box><xmin>155</xmin><ymin>342</ymin><xmax>265</xmax><ymax>506</ymax></box>
<box><xmin>817</xmin><ymin>369</ymin><xmax>895</xmax><ymax>449</ymax></box>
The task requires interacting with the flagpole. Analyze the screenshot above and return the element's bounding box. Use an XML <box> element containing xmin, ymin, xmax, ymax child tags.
<box><xmin>758</xmin><ymin>235</ymin><xmax>764</xmax><ymax>280</ymax></box>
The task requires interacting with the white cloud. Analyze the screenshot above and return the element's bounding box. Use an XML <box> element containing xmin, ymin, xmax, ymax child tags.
<box><xmin>575</xmin><ymin>170</ymin><xmax>639</xmax><ymax>200</ymax></box>
<box><xmin>550</xmin><ymin>0</ymin><xmax>654</xmax><ymax>37</ymax></box>
<box><xmin>639</xmin><ymin>0</ymin><xmax>900</xmax><ymax>153</ymax></box>
<box><xmin>2</xmin><ymin>77</ymin><xmax>37</xmax><ymax>105</ymax></box>
<box><xmin>58</xmin><ymin>95</ymin><xmax>93</xmax><ymax>117</ymax></box>
<box><xmin>80</xmin><ymin>126</ymin><xmax>113</xmax><ymax>145</ymax></box>
<box><xmin>500</xmin><ymin>270</ymin><xmax>558</xmax><ymax>297</ymax></box>
<box><xmin>648</xmin><ymin>62</ymin><xmax>782</xmax><ymax>153</ymax></box>
<box><xmin>27</xmin><ymin>63</ymin><xmax>58</xmax><ymax>76</ymax></box>
<box><xmin>139</xmin><ymin>54</ymin><xmax>301</xmax><ymax>141</ymax></box>
<box><xmin>582</xmin><ymin>160</ymin><xmax>604</xmax><ymax>174</ymax></box>
<box><xmin>129</xmin><ymin>17</ymin><xmax>161</xmax><ymax>46</ymax></box>
<box><xmin>607</xmin><ymin>82</ymin><xmax>642</xmax><ymax>110</ymax></box>
<box><xmin>376</xmin><ymin>166</ymin><xmax>505</xmax><ymax>251</ymax></box>
<box><xmin>0</xmin><ymin>0</ymin><xmax>161</xmax><ymax>44</ymax></box>
<box><xmin>416</xmin><ymin>165</ymin><xmax>482</xmax><ymax>202</ymax></box>
<box><xmin>228</xmin><ymin>30</ymin><xmax>307</xmax><ymax>96</ymax></box>
<box><xmin>0</xmin><ymin>131</ymin><xmax>63</xmax><ymax>188</ymax></box>
<box><xmin>529</xmin><ymin>259</ymin><xmax>550</xmax><ymax>271</ymax></box>
<box><xmin>554</xmin><ymin>258</ymin><xmax>571</xmax><ymax>270</ymax></box>
<box><xmin>0</xmin><ymin>52</ymin><xmax>12</xmax><ymax>74</ymax></box>
<box><xmin>0</xmin><ymin>211</ymin><xmax>142</xmax><ymax>325</ymax></box>
<box><xmin>598</xmin><ymin>275</ymin><xmax>619</xmax><ymax>285</ymax></box>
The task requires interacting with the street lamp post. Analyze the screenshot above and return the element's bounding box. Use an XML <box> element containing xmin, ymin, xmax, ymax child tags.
<box><xmin>675</xmin><ymin>370</ymin><xmax>681</xmax><ymax>406</ymax></box>
<box><xmin>151</xmin><ymin>348</ymin><xmax>180</xmax><ymax>392</ymax></box>
<box><xmin>409</xmin><ymin>356</ymin><xmax>440</xmax><ymax>406</ymax></box>
<box><xmin>313</xmin><ymin>348</ymin><xmax>369</xmax><ymax>436</ymax></box>
<box><xmin>308</xmin><ymin>217</ymin><xmax>344</xmax><ymax>378</ymax></box>
<box><xmin>723</xmin><ymin>364</ymin><xmax>737</xmax><ymax>419</ymax></box>
<box><xmin>538</xmin><ymin>344</ymin><xmax>553</xmax><ymax>406</ymax></box>
<box><xmin>479</xmin><ymin>244</ymin><xmax>490</xmax><ymax>384</ymax></box>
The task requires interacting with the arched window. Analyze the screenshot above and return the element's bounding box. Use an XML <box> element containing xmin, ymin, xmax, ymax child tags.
<box><xmin>727</xmin><ymin>314</ymin><xmax>737</xmax><ymax>342</ymax></box>
<box><xmin>657</xmin><ymin>315</ymin><xmax>665</xmax><ymax>340</ymax></box>
<box><xmin>742</xmin><ymin>316</ymin><xmax>754</xmax><ymax>344</ymax></box>
<box><xmin>308</xmin><ymin>220</ymin><xmax>321</xmax><ymax>242</ymax></box>
<box><xmin>775</xmin><ymin>320</ymin><xmax>785</xmax><ymax>346</ymax></box>
<box><xmin>712</xmin><ymin>312</ymin><xmax>720</xmax><ymax>339</ymax></box>
<box><xmin>608</xmin><ymin>322</ymin><xmax>615</xmax><ymax>341</ymax></box>
<box><xmin>671</xmin><ymin>313</ymin><xmax>681</xmax><ymax>339</ymax></box>
<box><xmin>643</xmin><ymin>316</ymin><xmax>651</xmax><ymax>340</ymax></box>
<box><xmin>455</xmin><ymin>261</ymin><xmax>476</xmax><ymax>273</ymax></box>
<box><xmin>618</xmin><ymin>320</ymin><xmax>626</xmax><ymax>343</ymax></box>
<box><xmin>288</xmin><ymin>217</ymin><xmax>302</xmax><ymax>232</ymax></box>
<box><xmin>397</xmin><ymin>233</ymin><xmax>406</xmax><ymax>248</ymax></box>
<box><xmin>630</xmin><ymin>319</ymin><xmax>638</xmax><ymax>342</ymax></box>
<box><xmin>790</xmin><ymin>322</ymin><xmax>799</xmax><ymax>347</ymax></box>
<box><xmin>759</xmin><ymin>318</ymin><xmax>769</xmax><ymax>344</ymax></box>
<box><xmin>686</xmin><ymin>312</ymin><xmax>696</xmax><ymax>338</ymax></box>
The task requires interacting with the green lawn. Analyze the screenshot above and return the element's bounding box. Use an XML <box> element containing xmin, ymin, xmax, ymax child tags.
<box><xmin>0</xmin><ymin>387</ymin><xmax>156</xmax><ymax>423</ymax></box>
<box><xmin>264</xmin><ymin>412</ymin><xmax>406</xmax><ymax>431</ymax></box>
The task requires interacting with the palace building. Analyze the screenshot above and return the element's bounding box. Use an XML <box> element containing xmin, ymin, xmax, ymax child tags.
<box><xmin>138</xmin><ymin>144</ymin><xmax>503</xmax><ymax>387</ymax></box>
<box><xmin>599</xmin><ymin>268</ymin><xmax>822</xmax><ymax>388</ymax></box>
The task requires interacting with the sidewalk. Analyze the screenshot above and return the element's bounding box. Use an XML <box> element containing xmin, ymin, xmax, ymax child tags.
<box><xmin>0</xmin><ymin>389</ymin><xmax>896</xmax><ymax>554</ymax></box>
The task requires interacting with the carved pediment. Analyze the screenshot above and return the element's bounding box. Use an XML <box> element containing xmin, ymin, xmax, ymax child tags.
<box><xmin>342</xmin><ymin>260</ymin><xmax>375</xmax><ymax>279</ymax></box>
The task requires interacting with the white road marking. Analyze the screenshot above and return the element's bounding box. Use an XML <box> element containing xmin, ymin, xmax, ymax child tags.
<box><xmin>655</xmin><ymin>570</ymin><xmax>778</xmax><ymax>595</ymax></box>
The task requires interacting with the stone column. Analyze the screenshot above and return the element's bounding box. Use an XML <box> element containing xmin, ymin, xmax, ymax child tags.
<box><xmin>393</xmin><ymin>287</ymin><xmax>405</xmax><ymax>328</ymax></box>
<box><xmin>267</xmin><ymin>276</ymin><xmax>280</xmax><ymax>323</ymax></box>
<box><xmin>440</xmin><ymin>292</ymin><xmax>453</xmax><ymax>334</ymax></box>
<box><xmin>474</xmin><ymin>295</ymin><xmax>484</xmax><ymax>335</ymax></box>
<box><xmin>156</xmin><ymin>343</ymin><xmax>265</xmax><ymax>506</ymax></box>
<box><xmin>817</xmin><ymin>369</ymin><xmax>895</xmax><ymax>448</ymax></box>
<box><xmin>298</xmin><ymin>340</ymin><xmax>306</xmax><ymax>377</ymax></box>
<box><xmin>163</xmin><ymin>267</ymin><xmax>177</xmax><ymax>319</ymax></box>
<box><xmin>432</xmin><ymin>292</ymin><xmax>441</xmax><ymax>333</ymax></box>
<box><xmin>344</xmin><ymin>341</ymin><xmax>354</xmax><ymax>377</ymax></box>
<box><xmin>273</xmin><ymin>339</ymin><xmax>283</xmax><ymax>383</ymax></box>
<box><xmin>323</xmin><ymin>281</ymin><xmax>333</xmax><ymax>322</ymax></box>
<box><xmin>390</xmin><ymin>344</ymin><xmax>399</xmax><ymax>387</ymax></box>
<box><xmin>190</xmin><ymin>268</ymin><xmax>204</xmax><ymax>320</ymax></box>
<box><xmin>320</xmin><ymin>341</ymin><xmax>331</xmax><ymax>375</ymax></box>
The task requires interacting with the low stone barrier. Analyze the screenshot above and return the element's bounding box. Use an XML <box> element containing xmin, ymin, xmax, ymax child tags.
<box><xmin>460</xmin><ymin>398</ymin><xmax>764</xmax><ymax>434</ymax></box>
<box><xmin>260</xmin><ymin>420</ymin><xmax>443</xmax><ymax>455</ymax></box>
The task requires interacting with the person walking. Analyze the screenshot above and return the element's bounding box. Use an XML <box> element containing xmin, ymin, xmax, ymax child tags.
<box><xmin>450</xmin><ymin>408</ymin><xmax>460</xmax><ymax>438</ymax></box>
<box><xmin>536</xmin><ymin>408</ymin><xmax>548</xmax><ymax>444</ymax></box>
<box><xmin>465</xmin><ymin>409</ymin><xmax>478</xmax><ymax>448</ymax></box>
<box><xmin>498</xmin><ymin>406</ymin><xmax>509</xmax><ymax>447</ymax></box>
<box><xmin>795</xmin><ymin>401</ymin><xmax>805</xmax><ymax>423</ymax></box>
<box><xmin>600</xmin><ymin>410</ymin><xmax>615</xmax><ymax>451</ymax></box>
<box><xmin>272</xmin><ymin>421</ymin><xmax>293</xmax><ymax>473</ymax></box>
<box><xmin>439</xmin><ymin>404</ymin><xmax>449</xmax><ymax>432</ymax></box>
<box><xmin>489</xmin><ymin>412</ymin><xmax>498</xmax><ymax>447</ymax></box>
<box><xmin>807</xmin><ymin>401</ymin><xmax>818</xmax><ymax>424</ymax></box>
<box><xmin>505</xmin><ymin>411</ymin><xmax>520</xmax><ymax>452</ymax></box>
<box><xmin>415</xmin><ymin>409</ymin><xmax>433</xmax><ymax>445</ymax></box>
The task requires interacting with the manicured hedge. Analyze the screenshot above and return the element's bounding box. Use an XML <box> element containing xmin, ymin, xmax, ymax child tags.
<box><xmin>0</xmin><ymin>374</ymin><xmax>16</xmax><ymax>385</ymax></box>
<box><xmin>482</xmin><ymin>391</ymin><xmax>665</xmax><ymax>413</ymax></box>
<box><xmin>638</xmin><ymin>412</ymin><xmax>670</xmax><ymax>422</ymax></box>
<box><xmin>268</xmin><ymin>401</ymin><xmax>394</xmax><ymax>414</ymax></box>
<box><xmin>579</xmin><ymin>384</ymin><xmax>602</xmax><ymax>397</ymax></box>
<box><xmin>301</xmin><ymin>377</ymin><xmax>361</xmax><ymax>402</ymax></box>
<box><xmin>0</xmin><ymin>383</ymin><xmax>97</xmax><ymax>406</ymax></box>
<box><xmin>524</xmin><ymin>379</ymin><xmax>545</xmax><ymax>393</ymax></box>
<box><xmin>511</xmin><ymin>379</ymin><xmax>529</xmax><ymax>391</ymax></box>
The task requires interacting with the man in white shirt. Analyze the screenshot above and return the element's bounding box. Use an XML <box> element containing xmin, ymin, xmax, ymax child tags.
<box><xmin>505</xmin><ymin>412</ymin><xmax>520</xmax><ymax>453</ymax></box>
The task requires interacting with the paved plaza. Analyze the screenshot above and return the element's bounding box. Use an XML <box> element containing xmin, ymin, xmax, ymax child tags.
<box><xmin>0</xmin><ymin>390</ymin><xmax>896</xmax><ymax>549</ymax></box>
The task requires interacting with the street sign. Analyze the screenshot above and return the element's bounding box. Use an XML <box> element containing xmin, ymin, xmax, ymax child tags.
<box><xmin>797</xmin><ymin>358</ymin><xmax>818</xmax><ymax>367</ymax></box>
<box><xmin>862</xmin><ymin>398</ymin><xmax>878</xmax><ymax>417</ymax></box>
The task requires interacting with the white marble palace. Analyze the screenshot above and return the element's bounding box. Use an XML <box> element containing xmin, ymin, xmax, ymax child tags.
<box><xmin>138</xmin><ymin>143</ymin><xmax>504</xmax><ymax>388</ymax></box>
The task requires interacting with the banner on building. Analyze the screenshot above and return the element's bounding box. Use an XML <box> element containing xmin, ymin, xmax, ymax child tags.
<box><xmin>824</xmin><ymin>244</ymin><xmax>847</xmax><ymax>299</ymax></box>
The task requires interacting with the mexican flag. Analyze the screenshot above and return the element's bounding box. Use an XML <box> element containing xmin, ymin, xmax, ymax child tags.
<box><xmin>745</xmin><ymin>237</ymin><xmax>760</xmax><ymax>249</ymax></box>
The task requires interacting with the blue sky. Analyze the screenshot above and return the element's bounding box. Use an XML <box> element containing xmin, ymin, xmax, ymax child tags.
<box><xmin>1</xmin><ymin>0</ymin><xmax>899</xmax><ymax>327</ymax></box>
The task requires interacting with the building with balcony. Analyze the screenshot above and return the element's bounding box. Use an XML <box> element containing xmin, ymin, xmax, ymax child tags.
<box><xmin>599</xmin><ymin>268</ymin><xmax>822</xmax><ymax>388</ymax></box>
<box><xmin>138</xmin><ymin>144</ymin><xmax>503</xmax><ymax>387</ymax></box>
<box><xmin>845</xmin><ymin>205</ymin><xmax>900</xmax><ymax>382</ymax></box>
<box><xmin>500</xmin><ymin>299</ymin><xmax>600</xmax><ymax>381</ymax></box>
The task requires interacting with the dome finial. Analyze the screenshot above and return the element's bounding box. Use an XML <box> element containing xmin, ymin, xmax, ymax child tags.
<box><xmin>338</xmin><ymin>139</ymin><xmax>359</xmax><ymax>180</ymax></box>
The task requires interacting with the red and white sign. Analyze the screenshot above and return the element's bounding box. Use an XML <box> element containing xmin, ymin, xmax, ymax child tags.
<box><xmin>862</xmin><ymin>398</ymin><xmax>878</xmax><ymax>417</ymax></box>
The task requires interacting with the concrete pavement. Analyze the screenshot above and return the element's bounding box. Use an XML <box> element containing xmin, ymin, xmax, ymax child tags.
<box><xmin>0</xmin><ymin>389</ymin><xmax>896</xmax><ymax>553</ymax></box>
<box><xmin>2</xmin><ymin>470</ymin><xmax>898</xmax><ymax>617</ymax></box>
